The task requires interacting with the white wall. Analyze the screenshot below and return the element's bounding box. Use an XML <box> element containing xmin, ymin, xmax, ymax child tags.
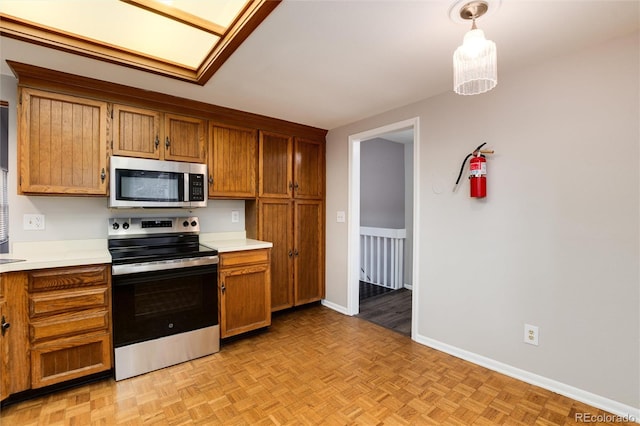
<box><xmin>0</xmin><ymin>75</ymin><xmax>246</xmax><ymax>246</ymax></box>
<box><xmin>325</xmin><ymin>32</ymin><xmax>639</xmax><ymax>412</ymax></box>
<box><xmin>360</xmin><ymin>137</ymin><xmax>405</xmax><ymax>228</ymax></box>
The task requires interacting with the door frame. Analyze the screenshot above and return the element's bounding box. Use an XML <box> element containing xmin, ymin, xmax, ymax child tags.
<box><xmin>347</xmin><ymin>117</ymin><xmax>420</xmax><ymax>340</ymax></box>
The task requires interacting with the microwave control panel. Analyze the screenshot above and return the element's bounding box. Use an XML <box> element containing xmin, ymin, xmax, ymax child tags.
<box><xmin>189</xmin><ymin>174</ymin><xmax>205</xmax><ymax>201</ymax></box>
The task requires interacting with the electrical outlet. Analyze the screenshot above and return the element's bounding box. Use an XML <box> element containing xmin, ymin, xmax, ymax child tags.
<box><xmin>524</xmin><ymin>324</ymin><xmax>539</xmax><ymax>346</ymax></box>
<box><xmin>23</xmin><ymin>214</ymin><xmax>45</xmax><ymax>230</ymax></box>
<box><xmin>231</xmin><ymin>210</ymin><xmax>239</xmax><ymax>223</ymax></box>
<box><xmin>336</xmin><ymin>211</ymin><xmax>346</xmax><ymax>223</ymax></box>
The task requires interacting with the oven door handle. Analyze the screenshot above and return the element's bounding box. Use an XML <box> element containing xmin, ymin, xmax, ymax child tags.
<box><xmin>112</xmin><ymin>255</ymin><xmax>219</xmax><ymax>276</ymax></box>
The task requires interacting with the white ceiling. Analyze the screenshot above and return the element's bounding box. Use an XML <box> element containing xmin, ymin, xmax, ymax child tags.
<box><xmin>1</xmin><ymin>1</ymin><xmax>638</xmax><ymax>130</ymax></box>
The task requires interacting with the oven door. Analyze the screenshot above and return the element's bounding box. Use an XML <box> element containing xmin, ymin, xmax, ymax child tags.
<box><xmin>112</xmin><ymin>263</ymin><xmax>217</xmax><ymax>348</ymax></box>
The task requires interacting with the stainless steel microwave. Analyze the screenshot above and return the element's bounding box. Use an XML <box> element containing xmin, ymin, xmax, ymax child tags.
<box><xmin>109</xmin><ymin>156</ymin><xmax>207</xmax><ymax>208</ymax></box>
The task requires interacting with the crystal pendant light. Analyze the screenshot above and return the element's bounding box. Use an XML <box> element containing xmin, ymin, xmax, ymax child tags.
<box><xmin>453</xmin><ymin>1</ymin><xmax>497</xmax><ymax>95</ymax></box>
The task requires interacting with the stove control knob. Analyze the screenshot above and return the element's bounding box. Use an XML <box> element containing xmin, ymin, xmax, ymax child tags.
<box><xmin>191</xmin><ymin>220</ymin><xmax>197</xmax><ymax>227</ymax></box>
<box><xmin>112</xmin><ymin>222</ymin><xmax>120</xmax><ymax>230</ymax></box>
<box><xmin>183</xmin><ymin>220</ymin><xmax>189</xmax><ymax>227</ymax></box>
<box><xmin>122</xmin><ymin>222</ymin><xmax>129</xmax><ymax>230</ymax></box>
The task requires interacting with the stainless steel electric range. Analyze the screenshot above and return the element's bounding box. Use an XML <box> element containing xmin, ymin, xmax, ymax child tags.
<box><xmin>108</xmin><ymin>216</ymin><xmax>219</xmax><ymax>381</ymax></box>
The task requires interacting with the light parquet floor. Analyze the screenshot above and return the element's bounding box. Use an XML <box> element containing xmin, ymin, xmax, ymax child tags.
<box><xmin>0</xmin><ymin>305</ymin><xmax>631</xmax><ymax>425</ymax></box>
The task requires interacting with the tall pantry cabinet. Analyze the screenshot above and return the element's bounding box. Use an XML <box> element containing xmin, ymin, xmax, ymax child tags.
<box><xmin>258</xmin><ymin>132</ymin><xmax>325</xmax><ymax>312</ymax></box>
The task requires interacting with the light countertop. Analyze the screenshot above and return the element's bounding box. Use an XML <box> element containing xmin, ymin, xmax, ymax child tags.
<box><xmin>0</xmin><ymin>232</ymin><xmax>272</xmax><ymax>273</ymax></box>
<box><xmin>199</xmin><ymin>232</ymin><xmax>273</xmax><ymax>253</ymax></box>
<box><xmin>0</xmin><ymin>239</ymin><xmax>111</xmax><ymax>273</ymax></box>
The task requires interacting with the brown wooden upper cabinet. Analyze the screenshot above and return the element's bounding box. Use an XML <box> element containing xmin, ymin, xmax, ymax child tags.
<box><xmin>208</xmin><ymin>123</ymin><xmax>257</xmax><ymax>198</ymax></box>
<box><xmin>293</xmin><ymin>137</ymin><xmax>324</xmax><ymax>199</ymax></box>
<box><xmin>259</xmin><ymin>131</ymin><xmax>292</xmax><ymax>198</ymax></box>
<box><xmin>19</xmin><ymin>88</ymin><xmax>108</xmax><ymax>195</ymax></box>
<box><xmin>259</xmin><ymin>131</ymin><xmax>323</xmax><ymax>200</ymax></box>
<box><xmin>164</xmin><ymin>113</ymin><xmax>207</xmax><ymax>163</ymax></box>
<box><xmin>112</xmin><ymin>104</ymin><xmax>161</xmax><ymax>160</ymax></box>
<box><xmin>112</xmin><ymin>105</ymin><xmax>206</xmax><ymax>163</ymax></box>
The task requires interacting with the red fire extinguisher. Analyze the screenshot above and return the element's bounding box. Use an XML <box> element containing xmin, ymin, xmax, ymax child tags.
<box><xmin>454</xmin><ymin>142</ymin><xmax>493</xmax><ymax>198</ymax></box>
<box><xmin>469</xmin><ymin>153</ymin><xmax>487</xmax><ymax>198</ymax></box>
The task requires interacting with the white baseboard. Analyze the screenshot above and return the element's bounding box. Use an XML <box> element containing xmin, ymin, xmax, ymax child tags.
<box><xmin>320</xmin><ymin>301</ymin><xmax>639</xmax><ymax>422</ymax></box>
<box><xmin>321</xmin><ymin>299</ymin><xmax>350</xmax><ymax>315</ymax></box>
<box><xmin>404</xmin><ymin>283</ymin><xmax>413</xmax><ymax>290</ymax></box>
<box><xmin>414</xmin><ymin>334</ymin><xmax>640</xmax><ymax>423</ymax></box>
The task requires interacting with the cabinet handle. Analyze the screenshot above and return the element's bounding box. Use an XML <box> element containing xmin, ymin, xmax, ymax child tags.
<box><xmin>221</xmin><ymin>283</ymin><xmax>226</xmax><ymax>293</ymax></box>
<box><xmin>155</xmin><ymin>135</ymin><xmax>160</xmax><ymax>149</ymax></box>
<box><xmin>100</xmin><ymin>168</ymin><xmax>106</xmax><ymax>183</ymax></box>
<box><xmin>294</xmin><ymin>182</ymin><xmax>299</xmax><ymax>191</ymax></box>
<box><xmin>288</xmin><ymin>250</ymin><xmax>293</xmax><ymax>258</ymax></box>
<box><xmin>209</xmin><ymin>175</ymin><xmax>213</xmax><ymax>185</ymax></box>
<box><xmin>294</xmin><ymin>249</ymin><xmax>299</xmax><ymax>257</ymax></box>
<box><xmin>1</xmin><ymin>316</ymin><xmax>10</xmax><ymax>336</ymax></box>
<box><xmin>289</xmin><ymin>182</ymin><xmax>293</xmax><ymax>190</ymax></box>
<box><xmin>165</xmin><ymin>136</ymin><xmax>171</xmax><ymax>149</ymax></box>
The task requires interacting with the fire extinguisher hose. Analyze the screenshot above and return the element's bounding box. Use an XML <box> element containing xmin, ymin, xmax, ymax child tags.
<box><xmin>454</xmin><ymin>142</ymin><xmax>487</xmax><ymax>190</ymax></box>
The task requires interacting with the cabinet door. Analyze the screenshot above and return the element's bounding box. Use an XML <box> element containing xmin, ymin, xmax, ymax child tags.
<box><xmin>219</xmin><ymin>263</ymin><xmax>271</xmax><ymax>338</ymax></box>
<box><xmin>294</xmin><ymin>200</ymin><xmax>324</xmax><ymax>305</ymax></box>
<box><xmin>164</xmin><ymin>113</ymin><xmax>207</xmax><ymax>163</ymax></box>
<box><xmin>112</xmin><ymin>104</ymin><xmax>162</xmax><ymax>159</ymax></box>
<box><xmin>0</xmin><ymin>276</ymin><xmax>7</xmax><ymax>401</ymax></box>
<box><xmin>259</xmin><ymin>131</ymin><xmax>292</xmax><ymax>198</ymax></box>
<box><xmin>19</xmin><ymin>88</ymin><xmax>108</xmax><ymax>195</ymax></box>
<box><xmin>209</xmin><ymin>124</ymin><xmax>257</xmax><ymax>198</ymax></box>
<box><xmin>2</xmin><ymin>272</ymin><xmax>30</xmax><ymax>396</ymax></box>
<box><xmin>293</xmin><ymin>137</ymin><xmax>324</xmax><ymax>199</ymax></box>
<box><xmin>259</xmin><ymin>199</ymin><xmax>294</xmax><ymax>312</ymax></box>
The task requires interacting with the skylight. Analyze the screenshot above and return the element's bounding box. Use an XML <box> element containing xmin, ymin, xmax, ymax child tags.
<box><xmin>0</xmin><ymin>0</ymin><xmax>279</xmax><ymax>84</ymax></box>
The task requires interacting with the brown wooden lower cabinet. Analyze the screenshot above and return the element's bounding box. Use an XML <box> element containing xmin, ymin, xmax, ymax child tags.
<box><xmin>0</xmin><ymin>275</ymin><xmax>9</xmax><ymax>401</ymax></box>
<box><xmin>2</xmin><ymin>272</ymin><xmax>30</xmax><ymax>400</ymax></box>
<box><xmin>259</xmin><ymin>199</ymin><xmax>325</xmax><ymax>312</ymax></box>
<box><xmin>218</xmin><ymin>249</ymin><xmax>271</xmax><ymax>338</ymax></box>
<box><xmin>31</xmin><ymin>332</ymin><xmax>111</xmax><ymax>389</ymax></box>
<box><xmin>0</xmin><ymin>264</ymin><xmax>112</xmax><ymax>401</ymax></box>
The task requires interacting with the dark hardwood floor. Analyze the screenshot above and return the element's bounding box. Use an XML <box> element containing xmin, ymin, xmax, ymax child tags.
<box><xmin>357</xmin><ymin>282</ymin><xmax>412</xmax><ymax>336</ymax></box>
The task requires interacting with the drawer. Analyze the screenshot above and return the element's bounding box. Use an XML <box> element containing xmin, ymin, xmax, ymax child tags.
<box><xmin>219</xmin><ymin>249</ymin><xmax>270</xmax><ymax>268</ymax></box>
<box><xmin>30</xmin><ymin>308</ymin><xmax>109</xmax><ymax>343</ymax></box>
<box><xmin>28</xmin><ymin>265</ymin><xmax>109</xmax><ymax>292</ymax></box>
<box><xmin>29</xmin><ymin>287</ymin><xmax>108</xmax><ymax>318</ymax></box>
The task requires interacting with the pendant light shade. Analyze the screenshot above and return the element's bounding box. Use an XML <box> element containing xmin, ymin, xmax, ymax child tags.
<box><xmin>453</xmin><ymin>1</ymin><xmax>497</xmax><ymax>95</ymax></box>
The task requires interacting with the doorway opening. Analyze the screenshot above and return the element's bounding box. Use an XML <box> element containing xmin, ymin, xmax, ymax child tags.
<box><xmin>347</xmin><ymin>118</ymin><xmax>420</xmax><ymax>340</ymax></box>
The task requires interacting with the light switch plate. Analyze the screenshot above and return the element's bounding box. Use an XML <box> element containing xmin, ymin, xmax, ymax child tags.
<box><xmin>336</xmin><ymin>211</ymin><xmax>346</xmax><ymax>223</ymax></box>
<box><xmin>231</xmin><ymin>210</ymin><xmax>240</xmax><ymax>223</ymax></box>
